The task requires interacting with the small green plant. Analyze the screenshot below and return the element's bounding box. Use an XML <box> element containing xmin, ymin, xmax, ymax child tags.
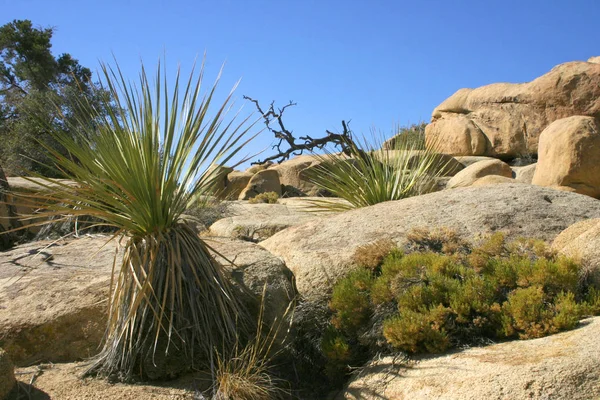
<box><xmin>307</xmin><ymin>126</ymin><xmax>448</xmax><ymax>211</ymax></box>
<box><xmin>248</xmin><ymin>191</ymin><xmax>279</xmax><ymax>204</ymax></box>
<box><xmin>325</xmin><ymin>229</ymin><xmax>598</xmax><ymax>366</ymax></box>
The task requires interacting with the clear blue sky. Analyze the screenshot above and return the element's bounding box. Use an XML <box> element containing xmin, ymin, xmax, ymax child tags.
<box><xmin>2</xmin><ymin>0</ymin><xmax>599</xmax><ymax>164</ymax></box>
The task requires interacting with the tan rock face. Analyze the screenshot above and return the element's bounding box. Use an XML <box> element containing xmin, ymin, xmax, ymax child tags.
<box><xmin>425</xmin><ymin>114</ymin><xmax>488</xmax><ymax>155</ymax></box>
<box><xmin>0</xmin><ymin>348</ymin><xmax>15</xmax><ymax>399</ymax></box>
<box><xmin>0</xmin><ymin>234</ymin><xmax>291</xmax><ymax>366</ymax></box>
<box><xmin>224</xmin><ymin>170</ymin><xmax>254</xmax><ymax>199</ymax></box>
<box><xmin>238</xmin><ymin>169</ymin><xmax>282</xmax><ymax>200</ymax></box>
<box><xmin>208</xmin><ymin>197</ymin><xmax>336</xmax><ymax>242</ymax></box>
<box><xmin>270</xmin><ymin>154</ymin><xmax>324</xmax><ymax>196</ymax></box>
<box><xmin>0</xmin><ymin>237</ymin><xmax>114</xmax><ymax>366</ymax></box>
<box><xmin>340</xmin><ymin>317</ymin><xmax>600</xmax><ymax>400</ymax></box>
<box><xmin>471</xmin><ymin>175</ymin><xmax>517</xmax><ymax>187</ymax></box>
<box><xmin>552</xmin><ymin>218</ymin><xmax>600</xmax><ymax>286</ymax></box>
<box><xmin>426</xmin><ymin>59</ymin><xmax>600</xmax><ymax>158</ymax></box>
<box><xmin>532</xmin><ymin>116</ymin><xmax>600</xmax><ymax>198</ymax></box>
<box><xmin>446</xmin><ymin>159</ymin><xmax>513</xmax><ymax>189</ymax></box>
<box><xmin>513</xmin><ymin>163</ymin><xmax>537</xmax><ymax>183</ymax></box>
<box><xmin>261</xmin><ymin>185</ymin><xmax>600</xmax><ymax>300</ymax></box>
<box><xmin>14</xmin><ymin>361</ymin><xmax>200</xmax><ymax>399</ymax></box>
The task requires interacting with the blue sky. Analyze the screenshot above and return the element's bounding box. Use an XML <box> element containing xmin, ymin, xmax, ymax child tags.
<box><xmin>2</xmin><ymin>0</ymin><xmax>599</xmax><ymax>164</ymax></box>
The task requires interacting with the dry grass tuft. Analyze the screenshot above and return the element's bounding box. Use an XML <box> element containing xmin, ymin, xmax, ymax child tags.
<box><xmin>352</xmin><ymin>238</ymin><xmax>396</xmax><ymax>271</ymax></box>
<box><xmin>406</xmin><ymin>227</ymin><xmax>469</xmax><ymax>255</ymax></box>
<box><xmin>212</xmin><ymin>287</ymin><xmax>292</xmax><ymax>400</ymax></box>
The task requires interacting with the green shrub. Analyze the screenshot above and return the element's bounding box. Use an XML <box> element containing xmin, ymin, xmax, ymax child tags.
<box><xmin>352</xmin><ymin>239</ymin><xmax>396</xmax><ymax>271</ymax></box>
<box><xmin>329</xmin><ymin>269</ymin><xmax>373</xmax><ymax>334</ymax></box>
<box><xmin>383</xmin><ymin>305</ymin><xmax>451</xmax><ymax>353</ymax></box>
<box><xmin>325</xmin><ymin>229</ymin><xmax>598</xmax><ymax>364</ymax></box>
<box><xmin>248</xmin><ymin>191</ymin><xmax>279</xmax><ymax>204</ymax></box>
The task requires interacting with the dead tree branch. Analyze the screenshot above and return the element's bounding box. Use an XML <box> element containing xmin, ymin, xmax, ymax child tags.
<box><xmin>244</xmin><ymin>96</ymin><xmax>357</xmax><ymax>164</ymax></box>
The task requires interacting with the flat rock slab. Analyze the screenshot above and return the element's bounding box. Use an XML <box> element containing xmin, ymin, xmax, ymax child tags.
<box><xmin>340</xmin><ymin>317</ymin><xmax>600</xmax><ymax>400</ymax></box>
<box><xmin>0</xmin><ymin>235</ymin><xmax>292</xmax><ymax>366</ymax></box>
<box><xmin>13</xmin><ymin>362</ymin><xmax>201</xmax><ymax>399</ymax></box>
<box><xmin>0</xmin><ymin>236</ymin><xmax>117</xmax><ymax>366</ymax></box>
<box><xmin>209</xmin><ymin>197</ymin><xmax>344</xmax><ymax>241</ymax></box>
<box><xmin>261</xmin><ymin>184</ymin><xmax>600</xmax><ymax>300</ymax></box>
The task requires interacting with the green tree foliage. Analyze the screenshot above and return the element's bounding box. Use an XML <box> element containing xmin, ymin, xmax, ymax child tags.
<box><xmin>0</xmin><ymin>19</ymin><xmax>107</xmax><ymax>176</ymax></box>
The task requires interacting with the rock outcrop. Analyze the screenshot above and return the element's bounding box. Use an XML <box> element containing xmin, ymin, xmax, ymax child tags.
<box><xmin>0</xmin><ymin>348</ymin><xmax>15</xmax><ymax>399</ymax></box>
<box><xmin>208</xmin><ymin>237</ymin><xmax>295</xmax><ymax>321</ymax></box>
<box><xmin>426</xmin><ymin>58</ymin><xmax>600</xmax><ymax>158</ymax></box>
<box><xmin>238</xmin><ymin>169</ymin><xmax>282</xmax><ymax>200</ymax></box>
<box><xmin>261</xmin><ymin>185</ymin><xmax>600</xmax><ymax>300</ymax></box>
<box><xmin>340</xmin><ymin>317</ymin><xmax>600</xmax><ymax>400</ymax></box>
<box><xmin>14</xmin><ymin>361</ymin><xmax>200</xmax><ymax>399</ymax></box>
<box><xmin>0</xmin><ymin>235</ymin><xmax>295</xmax><ymax>366</ymax></box>
<box><xmin>209</xmin><ymin>197</ymin><xmax>343</xmax><ymax>242</ymax></box>
<box><xmin>0</xmin><ymin>237</ymin><xmax>115</xmax><ymax>366</ymax></box>
<box><xmin>446</xmin><ymin>159</ymin><xmax>513</xmax><ymax>189</ymax></box>
<box><xmin>513</xmin><ymin>163</ymin><xmax>537</xmax><ymax>183</ymax></box>
<box><xmin>471</xmin><ymin>175</ymin><xmax>517</xmax><ymax>187</ymax></box>
<box><xmin>269</xmin><ymin>154</ymin><xmax>324</xmax><ymax>196</ymax></box>
<box><xmin>552</xmin><ymin>218</ymin><xmax>600</xmax><ymax>286</ymax></box>
<box><xmin>532</xmin><ymin>116</ymin><xmax>600</xmax><ymax>198</ymax></box>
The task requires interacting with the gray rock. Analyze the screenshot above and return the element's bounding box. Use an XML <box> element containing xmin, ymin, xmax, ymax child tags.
<box><xmin>261</xmin><ymin>184</ymin><xmax>600</xmax><ymax>300</ymax></box>
<box><xmin>0</xmin><ymin>348</ymin><xmax>15</xmax><ymax>399</ymax></box>
<box><xmin>208</xmin><ymin>197</ymin><xmax>342</xmax><ymax>242</ymax></box>
<box><xmin>208</xmin><ymin>238</ymin><xmax>295</xmax><ymax>322</ymax></box>
<box><xmin>513</xmin><ymin>163</ymin><xmax>537</xmax><ymax>183</ymax></box>
<box><xmin>340</xmin><ymin>317</ymin><xmax>600</xmax><ymax>400</ymax></box>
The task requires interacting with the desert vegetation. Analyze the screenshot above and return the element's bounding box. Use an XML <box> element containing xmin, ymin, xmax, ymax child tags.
<box><xmin>306</xmin><ymin>127</ymin><xmax>447</xmax><ymax>211</ymax></box>
<box><xmin>320</xmin><ymin>229</ymin><xmax>600</xmax><ymax>382</ymax></box>
<box><xmin>248</xmin><ymin>191</ymin><xmax>279</xmax><ymax>204</ymax></box>
<box><xmin>5</xmin><ymin>55</ymin><xmax>265</xmax><ymax>383</ymax></box>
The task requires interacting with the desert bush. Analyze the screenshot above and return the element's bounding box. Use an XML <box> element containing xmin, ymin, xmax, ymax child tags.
<box><xmin>325</xmin><ymin>229</ymin><xmax>598</xmax><ymax>371</ymax></box>
<box><xmin>248</xmin><ymin>191</ymin><xmax>279</xmax><ymax>204</ymax></box>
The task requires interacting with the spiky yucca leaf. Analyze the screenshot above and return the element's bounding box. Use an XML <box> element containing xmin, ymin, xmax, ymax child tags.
<box><xmin>12</xmin><ymin>59</ymin><xmax>259</xmax><ymax>380</ymax></box>
<box><xmin>307</xmin><ymin>126</ymin><xmax>447</xmax><ymax>211</ymax></box>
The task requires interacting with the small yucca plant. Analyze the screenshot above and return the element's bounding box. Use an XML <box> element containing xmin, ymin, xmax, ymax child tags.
<box><xmin>307</xmin><ymin>126</ymin><xmax>447</xmax><ymax>211</ymax></box>
<box><xmin>14</xmin><ymin>59</ymin><xmax>258</xmax><ymax>380</ymax></box>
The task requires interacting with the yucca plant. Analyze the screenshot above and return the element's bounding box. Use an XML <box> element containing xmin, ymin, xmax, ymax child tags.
<box><xmin>12</xmin><ymin>59</ymin><xmax>259</xmax><ymax>380</ymax></box>
<box><xmin>307</xmin><ymin>126</ymin><xmax>447</xmax><ymax>211</ymax></box>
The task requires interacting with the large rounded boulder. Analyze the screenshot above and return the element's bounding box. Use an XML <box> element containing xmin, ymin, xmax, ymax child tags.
<box><xmin>532</xmin><ymin>116</ymin><xmax>600</xmax><ymax>198</ymax></box>
<box><xmin>552</xmin><ymin>218</ymin><xmax>600</xmax><ymax>286</ymax></box>
<box><xmin>426</xmin><ymin>57</ymin><xmax>600</xmax><ymax>158</ymax></box>
<box><xmin>260</xmin><ymin>184</ymin><xmax>600</xmax><ymax>300</ymax></box>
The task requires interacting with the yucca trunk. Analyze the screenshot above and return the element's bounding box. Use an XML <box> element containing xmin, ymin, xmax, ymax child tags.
<box><xmin>88</xmin><ymin>223</ymin><xmax>245</xmax><ymax>380</ymax></box>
